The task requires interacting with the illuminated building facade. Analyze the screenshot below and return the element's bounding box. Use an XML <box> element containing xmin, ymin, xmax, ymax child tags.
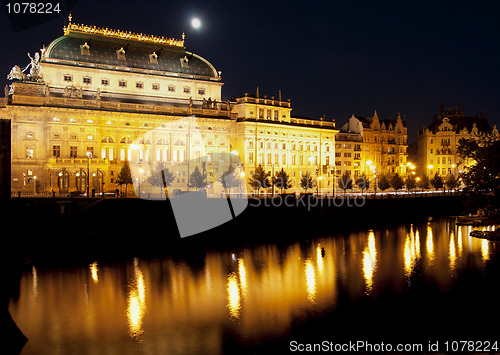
<box><xmin>3</xmin><ymin>19</ymin><xmax>339</xmax><ymax>194</ymax></box>
<box><xmin>230</xmin><ymin>93</ymin><xmax>338</xmax><ymax>192</ymax></box>
<box><xmin>417</xmin><ymin>105</ymin><xmax>499</xmax><ymax>178</ymax></box>
<box><xmin>335</xmin><ymin>112</ymin><xmax>408</xmax><ymax>183</ymax></box>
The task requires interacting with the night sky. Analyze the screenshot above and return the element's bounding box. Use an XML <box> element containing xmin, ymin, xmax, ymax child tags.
<box><xmin>1</xmin><ymin>0</ymin><xmax>499</xmax><ymax>142</ymax></box>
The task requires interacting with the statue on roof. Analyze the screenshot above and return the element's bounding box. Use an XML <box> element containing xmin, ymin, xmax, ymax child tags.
<box><xmin>7</xmin><ymin>52</ymin><xmax>43</xmax><ymax>83</ymax></box>
<box><xmin>23</xmin><ymin>52</ymin><xmax>43</xmax><ymax>82</ymax></box>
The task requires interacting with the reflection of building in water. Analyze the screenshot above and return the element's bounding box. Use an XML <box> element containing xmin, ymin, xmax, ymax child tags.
<box><xmin>404</xmin><ymin>225</ymin><xmax>420</xmax><ymax>279</ymax></box>
<box><xmin>9</xmin><ymin>220</ymin><xmax>499</xmax><ymax>354</ymax></box>
<box><xmin>127</xmin><ymin>258</ymin><xmax>146</xmax><ymax>340</ymax></box>
<box><xmin>362</xmin><ymin>231</ymin><xmax>377</xmax><ymax>293</ymax></box>
<box><xmin>3</xmin><ymin>17</ymin><xmax>340</xmax><ymax>195</ymax></box>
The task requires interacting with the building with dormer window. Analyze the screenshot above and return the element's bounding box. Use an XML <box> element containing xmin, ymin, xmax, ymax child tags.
<box><xmin>418</xmin><ymin>104</ymin><xmax>499</xmax><ymax>178</ymax></box>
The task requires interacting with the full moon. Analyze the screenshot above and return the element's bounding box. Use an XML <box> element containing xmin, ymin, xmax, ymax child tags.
<box><xmin>191</xmin><ymin>18</ymin><xmax>201</xmax><ymax>29</ymax></box>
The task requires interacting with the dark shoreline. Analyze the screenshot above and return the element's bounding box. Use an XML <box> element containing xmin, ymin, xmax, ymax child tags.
<box><xmin>2</xmin><ymin>194</ymin><xmax>467</xmax><ymax>260</ymax></box>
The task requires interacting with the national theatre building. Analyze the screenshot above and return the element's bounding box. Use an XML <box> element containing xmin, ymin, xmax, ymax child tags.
<box><xmin>1</xmin><ymin>17</ymin><xmax>346</xmax><ymax>195</ymax></box>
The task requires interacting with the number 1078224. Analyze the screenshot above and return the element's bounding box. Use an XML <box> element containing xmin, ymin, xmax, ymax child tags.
<box><xmin>6</xmin><ymin>2</ymin><xmax>61</xmax><ymax>14</ymax></box>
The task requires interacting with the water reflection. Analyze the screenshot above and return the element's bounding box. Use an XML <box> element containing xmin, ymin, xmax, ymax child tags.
<box><xmin>227</xmin><ymin>273</ymin><xmax>241</xmax><ymax>319</ymax></box>
<box><xmin>90</xmin><ymin>262</ymin><xmax>99</xmax><ymax>284</ymax></box>
<box><xmin>404</xmin><ymin>225</ymin><xmax>420</xmax><ymax>279</ymax></box>
<box><xmin>449</xmin><ymin>231</ymin><xmax>456</xmax><ymax>272</ymax></box>
<box><xmin>362</xmin><ymin>231</ymin><xmax>376</xmax><ymax>293</ymax></box>
<box><xmin>127</xmin><ymin>258</ymin><xmax>146</xmax><ymax>340</ymax></box>
<box><xmin>426</xmin><ymin>224</ymin><xmax>434</xmax><ymax>263</ymax></box>
<box><xmin>305</xmin><ymin>259</ymin><xmax>316</xmax><ymax>303</ymax></box>
<box><xmin>9</xmin><ymin>219</ymin><xmax>499</xmax><ymax>354</ymax></box>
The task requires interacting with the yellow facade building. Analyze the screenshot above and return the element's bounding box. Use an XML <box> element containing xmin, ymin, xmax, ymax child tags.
<box><xmin>335</xmin><ymin>112</ymin><xmax>408</xmax><ymax>187</ymax></box>
<box><xmin>3</xmin><ymin>19</ymin><xmax>340</xmax><ymax>195</ymax></box>
<box><xmin>417</xmin><ymin>105</ymin><xmax>499</xmax><ymax>178</ymax></box>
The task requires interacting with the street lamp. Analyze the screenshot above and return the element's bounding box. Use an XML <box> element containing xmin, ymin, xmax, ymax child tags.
<box><xmin>33</xmin><ymin>175</ymin><xmax>37</xmax><ymax>194</ymax></box>
<box><xmin>86</xmin><ymin>151</ymin><xmax>92</xmax><ymax>197</ymax></box>
<box><xmin>427</xmin><ymin>164</ymin><xmax>433</xmax><ymax>177</ymax></box>
<box><xmin>138</xmin><ymin>168</ymin><xmax>144</xmax><ymax>198</ymax></box>
<box><xmin>317</xmin><ymin>176</ymin><xmax>323</xmax><ymax>195</ymax></box>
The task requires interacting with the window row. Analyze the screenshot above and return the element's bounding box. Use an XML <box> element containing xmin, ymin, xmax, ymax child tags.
<box><xmin>26</xmin><ymin>145</ymin><xmax>224</xmax><ymax>164</ymax></box>
<box><xmin>247</xmin><ymin>152</ymin><xmax>329</xmax><ymax>166</ymax></box>
<box><xmin>249</xmin><ymin>141</ymin><xmax>331</xmax><ymax>152</ymax></box>
<box><xmin>62</xmin><ymin>75</ymin><xmax>206</xmax><ymax>94</ymax></box>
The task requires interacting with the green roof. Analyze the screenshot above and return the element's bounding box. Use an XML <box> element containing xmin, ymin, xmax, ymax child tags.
<box><xmin>44</xmin><ymin>32</ymin><xmax>219</xmax><ymax>79</ymax></box>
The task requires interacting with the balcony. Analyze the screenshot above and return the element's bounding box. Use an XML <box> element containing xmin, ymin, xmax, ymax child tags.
<box><xmin>47</xmin><ymin>157</ymin><xmax>109</xmax><ymax>165</ymax></box>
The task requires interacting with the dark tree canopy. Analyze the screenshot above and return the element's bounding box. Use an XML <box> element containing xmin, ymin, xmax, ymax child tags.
<box><xmin>248</xmin><ymin>164</ymin><xmax>270</xmax><ymax>193</ymax></box>
<box><xmin>405</xmin><ymin>175</ymin><xmax>417</xmax><ymax>191</ymax></box>
<box><xmin>377</xmin><ymin>174</ymin><xmax>391</xmax><ymax>191</ymax></box>
<box><xmin>339</xmin><ymin>171</ymin><xmax>353</xmax><ymax>192</ymax></box>
<box><xmin>273</xmin><ymin>168</ymin><xmax>293</xmax><ymax>193</ymax></box>
<box><xmin>458</xmin><ymin>137</ymin><xmax>500</xmax><ymax>213</ymax></box>
<box><xmin>430</xmin><ymin>172</ymin><xmax>444</xmax><ymax>190</ymax></box>
<box><xmin>188</xmin><ymin>166</ymin><xmax>207</xmax><ymax>190</ymax></box>
<box><xmin>300</xmin><ymin>171</ymin><xmax>316</xmax><ymax>193</ymax></box>
<box><xmin>390</xmin><ymin>173</ymin><xmax>404</xmax><ymax>191</ymax></box>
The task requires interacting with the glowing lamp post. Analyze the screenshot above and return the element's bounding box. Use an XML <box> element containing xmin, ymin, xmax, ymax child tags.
<box><xmin>86</xmin><ymin>151</ymin><xmax>92</xmax><ymax>197</ymax></box>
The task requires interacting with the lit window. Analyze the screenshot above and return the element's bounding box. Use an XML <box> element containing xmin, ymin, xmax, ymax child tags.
<box><xmin>53</xmin><ymin>145</ymin><xmax>61</xmax><ymax>158</ymax></box>
<box><xmin>70</xmin><ymin>146</ymin><xmax>77</xmax><ymax>158</ymax></box>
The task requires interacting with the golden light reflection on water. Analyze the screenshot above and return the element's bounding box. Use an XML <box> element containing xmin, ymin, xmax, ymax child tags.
<box><xmin>316</xmin><ymin>245</ymin><xmax>324</xmax><ymax>275</ymax></box>
<box><xmin>481</xmin><ymin>239</ymin><xmax>490</xmax><ymax>261</ymax></box>
<box><xmin>127</xmin><ymin>258</ymin><xmax>146</xmax><ymax>340</ymax></box>
<box><xmin>362</xmin><ymin>231</ymin><xmax>376</xmax><ymax>293</ymax></box>
<box><xmin>426</xmin><ymin>224</ymin><xmax>434</xmax><ymax>263</ymax></box>
<box><xmin>305</xmin><ymin>259</ymin><xmax>316</xmax><ymax>303</ymax></box>
<box><xmin>90</xmin><ymin>262</ymin><xmax>99</xmax><ymax>283</ymax></box>
<box><xmin>404</xmin><ymin>225</ymin><xmax>420</xmax><ymax>278</ymax></box>
<box><xmin>227</xmin><ymin>273</ymin><xmax>241</xmax><ymax>319</ymax></box>
<box><xmin>449</xmin><ymin>231</ymin><xmax>456</xmax><ymax>272</ymax></box>
<box><xmin>9</xmin><ymin>219</ymin><xmax>499</xmax><ymax>354</ymax></box>
<box><xmin>238</xmin><ymin>258</ymin><xmax>247</xmax><ymax>298</ymax></box>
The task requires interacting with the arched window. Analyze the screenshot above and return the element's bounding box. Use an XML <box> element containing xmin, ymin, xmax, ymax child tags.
<box><xmin>101</xmin><ymin>136</ymin><xmax>115</xmax><ymax>143</ymax></box>
<box><xmin>92</xmin><ymin>169</ymin><xmax>104</xmax><ymax>193</ymax></box>
<box><xmin>120</xmin><ymin>137</ymin><xmax>132</xmax><ymax>144</ymax></box>
<box><xmin>138</xmin><ymin>137</ymin><xmax>151</xmax><ymax>145</ymax></box>
<box><xmin>174</xmin><ymin>139</ymin><xmax>186</xmax><ymax>146</ymax></box>
<box><xmin>75</xmin><ymin>169</ymin><xmax>86</xmax><ymax>192</ymax></box>
<box><xmin>57</xmin><ymin>169</ymin><xmax>70</xmax><ymax>193</ymax></box>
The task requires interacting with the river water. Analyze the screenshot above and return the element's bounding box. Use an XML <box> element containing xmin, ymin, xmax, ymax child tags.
<box><xmin>9</xmin><ymin>218</ymin><xmax>500</xmax><ymax>354</ymax></box>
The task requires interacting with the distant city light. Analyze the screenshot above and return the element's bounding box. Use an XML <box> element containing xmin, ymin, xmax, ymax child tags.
<box><xmin>191</xmin><ymin>18</ymin><xmax>201</xmax><ymax>29</ymax></box>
